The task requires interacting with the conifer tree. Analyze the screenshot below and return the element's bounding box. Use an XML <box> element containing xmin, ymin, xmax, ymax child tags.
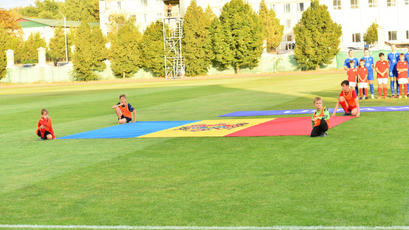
<box><xmin>48</xmin><ymin>26</ymin><xmax>71</xmax><ymax>64</ymax></box>
<box><xmin>90</xmin><ymin>26</ymin><xmax>108</xmax><ymax>72</ymax></box>
<box><xmin>210</xmin><ymin>0</ymin><xmax>264</xmax><ymax>73</ymax></box>
<box><xmin>363</xmin><ymin>22</ymin><xmax>378</xmax><ymax>45</ymax></box>
<box><xmin>293</xmin><ymin>0</ymin><xmax>342</xmax><ymax>70</ymax></box>
<box><xmin>110</xmin><ymin>19</ymin><xmax>142</xmax><ymax>78</ymax></box>
<box><xmin>259</xmin><ymin>0</ymin><xmax>283</xmax><ymax>53</ymax></box>
<box><xmin>182</xmin><ymin>1</ymin><xmax>215</xmax><ymax>76</ymax></box>
<box><xmin>72</xmin><ymin>21</ymin><xmax>106</xmax><ymax>81</ymax></box>
<box><xmin>0</xmin><ymin>27</ymin><xmax>8</xmax><ymax>79</ymax></box>
<box><xmin>20</xmin><ymin>33</ymin><xmax>46</xmax><ymax>64</ymax></box>
<box><xmin>140</xmin><ymin>21</ymin><xmax>166</xmax><ymax>77</ymax></box>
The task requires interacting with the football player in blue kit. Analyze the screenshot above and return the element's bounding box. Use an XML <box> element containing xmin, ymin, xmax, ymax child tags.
<box><xmin>362</xmin><ymin>48</ymin><xmax>375</xmax><ymax>99</ymax></box>
<box><xmin>388</xmin><ymin>45</ymin><xmax>400</xmax><ymax>98</ymax></box>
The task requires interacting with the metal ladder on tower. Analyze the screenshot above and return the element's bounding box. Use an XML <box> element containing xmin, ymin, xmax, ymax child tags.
<box><xmin>163</xmin><ymin>17</ymin><xmax>185</xmax><ymax>79</ymax></box>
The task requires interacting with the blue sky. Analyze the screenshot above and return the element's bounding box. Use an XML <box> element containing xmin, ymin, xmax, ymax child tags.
<box><xmin>0</xmin><ymin>0</ymin><xmax>64</xmax><ymax>9</ymax></box>
<box><xmin>1</xmin><ymin>0</ymin><xmax>36</xmax><ymax>9</ymax></box>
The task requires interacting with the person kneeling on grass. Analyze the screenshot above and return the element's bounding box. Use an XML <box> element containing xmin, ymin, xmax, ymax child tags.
<box><xmin>36</xmin><ymin>109</ymin><xmax>55</xmax><ymax>140</ymax></box>
<box><xmin>332</xmin><ymin>80</ymin><xmax>360</xmax><ymax>118</ymax></box>
<box><xmin>112</xmin><ymin>94</ymin><xmax>136</xmax><ymax>124</ymax></box>
<box><xmin>311</xmin><ymin>97</ymin><xmax>330</xmax><ymax>137</ymax></box>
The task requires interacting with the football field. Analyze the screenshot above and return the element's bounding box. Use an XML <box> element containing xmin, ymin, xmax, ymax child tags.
<box><xmin>2</xmin><ymin>71</ymin><xmax>409</xmax><ymax>229</ymax></box>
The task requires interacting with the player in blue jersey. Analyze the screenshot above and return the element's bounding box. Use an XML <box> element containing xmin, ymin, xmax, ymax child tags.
<box><xmin>344</xmin><ymin>50</ymin><xmax>359</xmax><ymax>94</ymax></box>
<box><xmin>388</xmin><ymin>45</ymin><xmax>400</xmax><ymax>98</ymax></box>
<box><xmin>404</xmin><ymin>47</ymin><xmax>409</xmax><ymax>97</ymax></box>
<box><xmin>362</xmin><ymin>48</ymin><xmax>375</xmax><ymax>99</ymax></box>
<box><xmin>344</xmin><ymin>50</ymin><xmax>359</xmax><ymax>70</ymax></box>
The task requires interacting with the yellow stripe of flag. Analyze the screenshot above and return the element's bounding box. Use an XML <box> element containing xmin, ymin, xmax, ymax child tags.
<box><xmin>139</xmin><ymin>118</ymin><xmax>274</xmax><ymax>138</ymax></box>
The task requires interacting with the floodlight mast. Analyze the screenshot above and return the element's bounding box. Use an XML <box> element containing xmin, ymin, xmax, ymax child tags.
<box><xmin>59</xmin><ymin>11</ymin><xmax>69</xmax><ymax>64</ymax></box>
<box><xmin>163</xmin><ymin>1</ymin><xmax>185</xmax><ymax>79</ymax></box>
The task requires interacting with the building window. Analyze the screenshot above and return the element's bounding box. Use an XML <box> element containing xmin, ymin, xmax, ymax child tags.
<box><xmin>368</xmin><ymin>0</ymin><xmax>377</xmax><ymax>7</ymax></box>
<box><xmin>284</xmin><ymin>4</ymin><xmax>291</xmax><ymax>13</ymax></box>
<box><xmin>407</xmin><ymin>30</ymin><xmax>409</xmax><ymax>39</ymax></box>
<box><xmin>141</xmin><ymin>0</ymin><xmax>147</xmax><ymax>7</ymax></box>
<box><xmin>388</xmin><ymin>31</ymin><xmax>397</xmax><ymax>40</ymax></box>
<box><xmin>333</xmin><ymin>0</ymin><xmax>342</xmax><ymax>9</ymax></box>
<box><xmin>297</xmin><ymin>2</ymin><xmax>304</xmax><ymax>11</ymax></box>
<box><xmin>387</xmin><ymin>0</ymin><xmax>396</xmax><ymax>6</ymax></box>
<box><xmin>351</xmin><ymin>0</ymin><xmax>359</xmax><ymax>8</ymax></box>
<box><xmin>117</xmin><ymin>0</ymin><xmax>121</xmax><ymax>10</ymax></box>
<box><xmin>352</xmin><ymin>33</ymin><xmax>361</xmax><ymax>42</ymax></box>
<box><xmin>285</xmin><ymin>34</ymin><xmax>295</xmax><ymax>50</ymax></box>
<box><xmin>286</xmin><ymin>20</ymin><xmax>291</xmax><ymax>28</ymax></box>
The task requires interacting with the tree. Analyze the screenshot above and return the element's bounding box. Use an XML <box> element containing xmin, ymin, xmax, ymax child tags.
<box><xmin>72</xmin><ymin>21</ymin><xmax>106</xmax><ymax>81</ymax></box>
<box><xmin>0</xmin><ymin>27</ymin><xmax>8</xmax><ymax>79</ymax></box>
<box><xmin>18</xmin><ymin>0</ymin><xmax>64</xmax><ymax>19</ymax></box>
<box><xmin>48</xmin><ymin>26</ymin><xmax>71</xmax><ymax>65</ymax></box>
<box><xmin>364</xmin><ymin>22</ymin><xmax>378</xmax><ymax>45</ymax></box>
<box><xmin>19</xmin><ymin>32</ymin><xmax>46</xmax><ymax>64</ymax></box>
<box><xmin>259</xmin><ymin>0</ymin><xmax>284</xmax><ymax>53</ymax></box>
<box><xmin>0</xmin><ymin>10</ymin><xmax>21</xmax><ymax>32</ymax></box>
<box><xmin>210</xmin><ymin>0</ymin><xmax>264</xmax><ymax>73</ymax></box>
<box><xmin>182</xmin><ymin>1</ymin><xmax>215</xmax><ymax>76</ymax></box>
<box><xmin>140</xmin><ymin>21</ymin><xmax>166</xmax><ymax>77</ymax></box>
<box><xmin>108</xmin><ymin>14</ymin><xmax>127</xmax><ymax>37</ymax></box>
<box><xmin>89</xmin><ymin>27</ymin><xmax>108</xmax><ymax>71</ymax></box>
<box><xmin>4</xmin><ymin>33</ymin><xmax>23</xmax><ymax>64</ymax></box>
<box><xmin>109</xmin><ymin>19</ymin><xmax>142</xmax><ymax>78</ymax></box>
<box><xmin>63</xmin><ymin>0</ymin><xmax>99</xmax><ymax>21</ymax></box>
<box><xmin>293</xmin><ymin>0</ymin><xmax>342</xmax><ymax>70</ymax></box>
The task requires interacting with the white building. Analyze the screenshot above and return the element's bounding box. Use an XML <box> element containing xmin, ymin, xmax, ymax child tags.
<box><xmin>99</xmin><ymin>0</ymin><xmax>409</xmax><ymax>52</ymax></box>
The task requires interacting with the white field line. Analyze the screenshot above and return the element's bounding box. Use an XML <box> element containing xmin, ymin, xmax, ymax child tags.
<box><xmin>2</xmin><ymin>225</ymin><xmax>409</xmax><ymax>230</ymax></box>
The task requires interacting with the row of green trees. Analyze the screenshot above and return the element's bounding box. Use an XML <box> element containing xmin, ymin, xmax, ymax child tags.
<box><xmin>15</xmin><ymin>0</ymin><xmax>99</xmax><ymax>21</ymax></box>
<box><xmin>0</xmin><ymin>28</ymin><xmax>68</xmax><ymax>65</ymax></box>
<box><xmin>71</xmin><ymin>0</ymin><xmax>284</xmax><ymax>81</ymax></box>
<box><xmin>0</xmin><ymin>0</ymin><xmax>379</xmax><ymax>80</ymax></box>
<box><xmin>73</xmin><ymin>18</ymin><xmax>167</xmax><ymax>81</ymax></box>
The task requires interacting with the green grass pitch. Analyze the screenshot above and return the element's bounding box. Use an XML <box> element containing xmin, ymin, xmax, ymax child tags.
<box><xmin>2</xmin><ymin>71</ymin><xmax>409</xmax><ymax>228</ymax></box>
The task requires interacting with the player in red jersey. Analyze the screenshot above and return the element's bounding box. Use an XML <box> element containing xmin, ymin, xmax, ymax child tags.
<box><xmin>397</xmin><ymin>53</ymin><xmax>409</xmax><ymax>98</ymax></box>
<box><xmin>346</xmin><ymin>60</ymin><xmax>357</xmax><ymax>89</ymax></box>
<box><xmin>375</xmin><ymin>52</ymin><xmax>389</xmax><ymax>99</ymax></box>
<box><xmin>332</xmin><ymin>80</ymin><xmax>360</xmax><ymax>117</ymax></box>
<box><xmin>357</xmin><ymin>59</ymin><xmax>369</xmax><ymax>99</ymax></box>
<box><xmin>36</xmin><ymin>109</ymin><xmax>55</xmax><ymax>140</ymax></box>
